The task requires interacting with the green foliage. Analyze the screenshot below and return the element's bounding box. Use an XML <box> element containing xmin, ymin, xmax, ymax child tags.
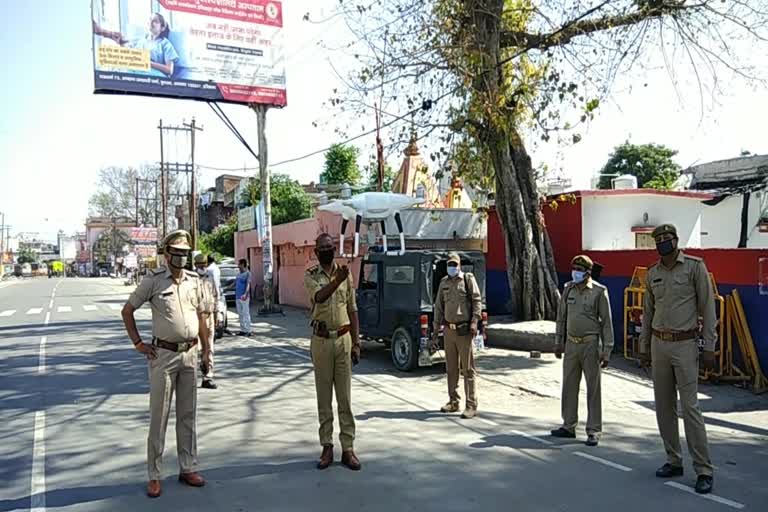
<box><xmin>363</xmin><ymin>160</ymin><xmax>396</xmax><ymax>192</ymax></box>
<box><xmin>321</xmin><ymin>144</ymin><xmax>362</xmax><ymax>186</ymax></box>
<box><xmin>240</xmin><ymin>173</ymin><xmax>313</xmax><ymax>225</ymax></box>
<box><xmin>199</xmin><ymin>216</ymin><xmax>236</xmax><ymax>258</ymax></box>
<box><xmin>17</xmin><ymin>248</ymin><xmax>38</xmax><ymax>264</ymax></box>
<box><xmin>597</xmin><ymin>143</ymin><xmax>681</xmax><ymax>190</ymax></box>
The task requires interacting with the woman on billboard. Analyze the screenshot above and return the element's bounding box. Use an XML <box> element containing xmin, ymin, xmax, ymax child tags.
<box><xmin>130</xmin><ymin>13</ymin><xmax>180</xmax><ymax>78</ymax></box>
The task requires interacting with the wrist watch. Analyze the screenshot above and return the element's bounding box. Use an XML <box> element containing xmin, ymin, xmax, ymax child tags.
<box><xmin>132</xmin><ymin>339</ymin><xmax>143</xmax><ymax>347</ymax></box>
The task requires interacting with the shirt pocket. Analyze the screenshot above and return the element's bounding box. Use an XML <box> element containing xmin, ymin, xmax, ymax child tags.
<box><xmin>157</xmin><ymin>291</ymin><xmax>175</xmax><ymax>314</ymax></box>
<box><xmin>649</xmin><ymin>277</ymin><xmax>666</xmax><ymax>301</ymax></box>
<box><xmin>672</xmin><ymin>273</ymin><xmax>694</xmax><ymax>299</ymax></box>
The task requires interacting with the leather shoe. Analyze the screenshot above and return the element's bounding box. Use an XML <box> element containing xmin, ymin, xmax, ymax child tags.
<box><xmin>461</xmin><ymin>408</ymin><xmax>477</xmax><ymax>419</ymax></box>
<box><xmin>550</xmin><ymin>427</ymin><xmax>576</xmax><ymax>439</ymax></box>
<box><xmin>317</xmin><ymin>445</ymin><xmax>333</xmax><ymax>470</ymax></box>
<box><xmin>147</xmin><ymin>480</ymin><xmax>161</xmax><ymax>498</ymax></box>
<box><xmin>655</xmin><ymin>463</ymin><xmax>684</xmax><ymax>478</ymax></box>
<box><xmin>202</xmin><ymin>379</ymin><xmax>218</xmax><ymax>389</ymax></box>
<box><xmin>695</xmin><ymin>475</ymin><xmax>714</xmax><ymax>494</ymax></box>
<box><xmin>440</xmin><ymin>402</ymin><xmax>460</xmax><ymax>413</ymax></box>
<box><xmin>585</xmin><ymin>434</ymin><xmax>599</xmax><ymax>447</ymax></box>
<box><xmin>341</xmin><ymin>449</ymin><xmax>361</xmax><ymax>471</ymax></box>
<box><xmin>178</xmin><ymin>472</ymin><xmax>205</xmax><ymax>487</ymax></box>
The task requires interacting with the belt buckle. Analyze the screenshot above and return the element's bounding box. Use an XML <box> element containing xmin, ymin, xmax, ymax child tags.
<box><xmin>328</xmin><ymin>330</ymin><xmax>338</xmax><ymax>339</ymax></box>
<box><xmin>449</xmin><ymin>323</ymin><xmax>456</xmax><ymax>330</ymax></box>
<box><xmin>661</xmin><ymin>332</ymin><xmax>672</xmax><ymax>342</ymax></box>
<box><xmin>178</xmin><ymin>342</ymin><xmax>188</xmax><ymax>352</ymax></box>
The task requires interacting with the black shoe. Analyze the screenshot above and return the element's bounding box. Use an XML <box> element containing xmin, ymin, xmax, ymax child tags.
<box><xmin>202</xmin><ymin>379</ymin><xmax>218</xmax><ymax>389</ymax></box>
<box><xmin>585</xmin><ymin>434</ymin><xmax>599</xmax><ymax>447</ymax></box>
<box><xmin>655</xmin><ymin>463</ymin><xmax>684</xmax><ymax>478</ymax></box>
<box><xmin>550</xmin><ymin>427</ymin><xmax>576</xmax><ymax>439</ymax></box>
<box><xmin>695</xmin><ymin>475</ymin><xmax>713</xmax><ymax>494</ymax></box>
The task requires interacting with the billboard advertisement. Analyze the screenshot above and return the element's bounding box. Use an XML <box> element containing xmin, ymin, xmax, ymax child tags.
<box><xmin>92</xmin><ymin>0</ymin><xmax>286</xmax><ymax>106</ymax></box>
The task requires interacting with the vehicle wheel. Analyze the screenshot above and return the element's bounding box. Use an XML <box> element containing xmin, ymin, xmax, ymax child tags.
<box><xmin>390</xmin><ymin>327</ymin><xmax>417</xmax><ymax>372</ymax></box>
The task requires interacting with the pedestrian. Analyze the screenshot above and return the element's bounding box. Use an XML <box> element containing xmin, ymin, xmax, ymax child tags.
<box><xmin>120</xmin><ymin>229</ymin><xmax>212</xmax><ymax>498</ymax></box>
<box><xmin>432</xmin><ymin>252</ymin><xmax>482</xmax><ymax>419</ymax></box>
<box><xmin>235</xmin><ymin>258</ymin><xmax>252</xmax><ymax>336</ymax></box>
<box><xmin>304</xmin><ymin>233</ymin><xmax>362</xmax><ymax>471</ymax></box>
<box><xmin>194</xmin><ymin>253</ymin><xmax>219</xmax><ymax>389</ymax></box>
<box><xmin>206</xmin><ymin>254</ymin><xmax>222</xmax><ymax>304</ymax></box>
<box><xmin>641</xmin><ymin>223</ymin><xmax>716</xmax><ymax>494</ymax></box>
<box><xmin>550</xmin><ymin>255</ymin><xmax>614</xmax><ymax>447</ymax></box>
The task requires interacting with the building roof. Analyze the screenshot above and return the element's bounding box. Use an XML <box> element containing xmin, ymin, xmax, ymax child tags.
<box><xmin>557</xmin><ymin>189</ymin><xmax>714</xmax><ymax>200</ymax></box>
<box><xmin>684</xmin><ymin>154</ymin><xmax>768</xmax><ymax>192</ymax></box>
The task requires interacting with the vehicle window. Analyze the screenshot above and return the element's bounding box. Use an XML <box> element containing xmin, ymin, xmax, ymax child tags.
<box><xmin>361</xmin><ymin>263</ymin><xmax>378</xmax><ymax>290</ymax></box>
<box><xmin>461</xmin><ymin>264</ymin><xmax>474</xmax><ymax>274</ymax></box>
<box><xmin>385</xmin><ymin>265</ymin><xmax>415</xmax><ymax>284</ymax></box>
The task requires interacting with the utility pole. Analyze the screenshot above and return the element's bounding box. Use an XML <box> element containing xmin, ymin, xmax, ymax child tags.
<box><xmin>0</xmin><ymin>212</ymin><xmax>4</xmax><ymax>276</ymax></box>
<box><xmin>251</xmin><ymin>103</ymin><xmax>279</xmax><ymax>315</ymax></box>
<box><xmin>159</xmin><ymin>119</ymin><xmax>167</xmax><ymax>239</ymax></box>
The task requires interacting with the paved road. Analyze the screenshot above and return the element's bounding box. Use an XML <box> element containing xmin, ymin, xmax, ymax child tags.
<box><xmin>0</xmin><ymin>277</ymin><xmax>766</xmax><ymax>511</ymax></box>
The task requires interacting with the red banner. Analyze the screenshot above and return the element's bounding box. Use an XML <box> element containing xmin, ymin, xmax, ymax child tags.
<box><xmin>159</xmin><ymin>0</ymin><xmax>283</xmax><ymax>27</ymax></box>
<box><xmin>217</xmin><ymin>83</ymin><xmax>287</xmax><ymax>106</ymax></box>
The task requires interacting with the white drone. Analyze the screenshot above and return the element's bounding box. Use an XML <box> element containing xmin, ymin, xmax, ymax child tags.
<box><xmin>318</xmin><ymin>191</ymin><xmax>425</xmax><ymax>257</ymax></box>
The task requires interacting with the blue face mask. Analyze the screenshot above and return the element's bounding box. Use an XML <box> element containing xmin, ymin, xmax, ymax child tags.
<box><xmin>447</xmin><ymin>266</ymin><xmax>459</xmax><ymax>278</ymax></box>
<box><xmin>571</xmin><ymin>270</ymin><xmax>587</xmax><ymax>283</ymax></box>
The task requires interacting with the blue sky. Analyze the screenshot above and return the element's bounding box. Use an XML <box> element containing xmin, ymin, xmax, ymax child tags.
<box><xmin>1</xmin><ymin>1</ymin><xmax>767</xmax><ymax>241</ymax></box>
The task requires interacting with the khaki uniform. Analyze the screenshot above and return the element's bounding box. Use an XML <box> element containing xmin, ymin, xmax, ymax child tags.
<box><xmin>555</xmin><ymin>279</ymin><xmax>614</xmax><ymax>435</ymax></box>
<box><xmin>304</xmin><ymin>264</ymin><xmax>357</xmax><ymax>451</ymax></box>
<box><xmin>641</xmin><ymin>250</ymin><xmax>715</xmax><ymax>476</ymax></box>
<box><xmin>434</xmin><ymin>272</ymin><xmax>482</xmax><ymax>409</ymax></box>
<box><xmin>128</xmin><ymin>267</ymin><xmax>206</xmax><ymax>480</ymax></box>
<box><xmin>198</xmin><ymin>271</ymin><xmax>219</xmax><ymax>379</ymax></box>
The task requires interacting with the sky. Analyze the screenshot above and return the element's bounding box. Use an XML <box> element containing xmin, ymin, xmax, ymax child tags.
<box><xmin>1</xmin><ymin>1</ymin><xmax>767</xmax><ymax>242</ymax></box>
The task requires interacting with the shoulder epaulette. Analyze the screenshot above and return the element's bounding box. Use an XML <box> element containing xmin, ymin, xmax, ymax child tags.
<box><xmin>149</xmin><ymin>267</ymin><xmax>164</xmax><ymax>275</ymax></box>
<box><xmin>306</xmin><ymin>264</ymin><xmax>319</xmax><ymax>273</ymax></box>
<box><xmin>183</xmin><ymin>269</ymin><xmax>199</xmax><ymax>278</ymax></box>
<box><xmin>683</xmin><ymin>254</ymin><xmax>703</xmax><ymax>262</ymax></box>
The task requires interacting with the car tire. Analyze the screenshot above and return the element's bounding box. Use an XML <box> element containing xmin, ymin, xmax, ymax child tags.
<box><xmin>390</xmin><ymin>327</ymin><xmax>418</xmax><ymax>372</ymax></box>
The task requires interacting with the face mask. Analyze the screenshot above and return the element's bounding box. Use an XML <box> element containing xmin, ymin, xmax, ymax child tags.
<box><xmin>196</xmin><ymin>268</ymin><xmax>206</xmax><ymax>276</ymax></box>
<box><xmin>169</xmin><ymin>255</ymin><xmax>187</xmax><ymax>269</ymax></box>
<box><xmin>447</xmin><ymin>266</ymin><xmax>459</xmax><ymax>278</ymax></box>
<box><xmin>571</xmin><ymin>270</ymin><xmax>587</xmax><ymax>283</ymax></box>
<box><xmin>317</xmin><ymin>249</ymin><xmax>335</xmax><ymax>265</ymax></box>
<box><xmin>656</xmin><ymin>239</ymin><xmax>675</xmax><ymax>256</ymax></box>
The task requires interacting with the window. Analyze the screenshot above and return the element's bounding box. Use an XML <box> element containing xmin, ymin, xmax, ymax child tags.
<box><xmin>385</xmin><ymin>265</ymin><xmax>414</xmax><ymax>284</ymax></box>
<box><xmin>635</xmin><ymin>233</ymin><xmax>655</xmax><ymax>249</ymax></box>
<box><xmin>360</xmin><ymin>263</ymin><xmax>378</xmax><ymax>290</ymax></box>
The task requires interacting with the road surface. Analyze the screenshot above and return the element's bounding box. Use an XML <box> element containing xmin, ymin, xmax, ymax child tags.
<box><xmin>0</xmin><ymin>277</ymin><xmax>766</xmax><ymax>511</ymax></box>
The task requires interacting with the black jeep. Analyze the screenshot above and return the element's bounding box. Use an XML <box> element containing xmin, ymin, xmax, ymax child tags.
<box><xmin>356</xmin><ymin>249</ymin><xmax>487</xmax><ymax>371</ymax></box>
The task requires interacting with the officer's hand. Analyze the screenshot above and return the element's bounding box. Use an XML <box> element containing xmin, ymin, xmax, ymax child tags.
<box><xmin>136</xmin><ymin>342</ymin><xmax>157</xmax><ymax>360</ymax></box>
<box><xmin>351</xmin><ymin>344</ymin><xmax>361</xmax><ymax>366</ymax></box>
<box><xmin>600</xmin><ymin>355</ymin><xmax>610</xmax><ymax>369</ymax></box>
<box><xmin>335</xmin><ymin>265</ymin><xmax>350</xmax><ymax>283</ymax></box>
<box><xmin>429</xmin><ymin>336</ymin><xmax>439</xmax><ymax>353</ymax></box>
<box><xmin>470</xmin><ymin>322</ymin><xmax>478</xmax><ymax>338</ymax></box>
<box><xmin>554</xmin><ymin>345</ymin><xmax>563</xmax><ymax>360</ymax></box>
<box><xmin>701</xmin><ymin>350</ymin><xmax>716</xmax><ymax>371</ymax></box>
<box><xmin>202</xmin><ymin>349</ymin><xmax>213</xmax><ymax>368</ymax></box>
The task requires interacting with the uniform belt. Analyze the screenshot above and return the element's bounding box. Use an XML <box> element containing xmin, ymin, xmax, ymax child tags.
<box><xmin>446</xmin><ymin>322</ymin><xmax>470</xmax><ymax>330</ymax></box>
<box><xmin>314</xmin><ymin>324</ymin><xmax>351</xmax><ymax>339</ymax></box>
<box><xmin>153</xmin><ymin>337</ymin><xmax>198</xmax><ymax>352</ymax></box>
<box><xmin>567</xmin><ymin>334</ymin><xmax>597</xmax><ymax>344</ymax></box>
<box><xmin>652</xmin><ymin>329</ymin><xmax>698</xmax><ymax>342</ymax></box>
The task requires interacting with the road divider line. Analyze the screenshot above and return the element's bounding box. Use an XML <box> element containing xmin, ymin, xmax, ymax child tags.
<box><xmin>44</xmin><ymin>312</ymin><xmax>50</xmax><ymax>325</ymax></box>
<box><xmin>27</xmin><ymin>308</ymin><xmax>43</xmax><ymax>315</ymax></box>
<box><xmin>30</xmin><ymin>410</ymin><xmax>46</xmax><ymax>511</ymax></box>
<box><xmin>573</xmin><ymin>451</ymin><xmax>632</xmax><ymax>472</ymax></box>
<box><xmin>0</xmin><ymin>309</ymin><xmax>15</xmax><ymax>317</ymax></box>
<box><xmin>38</xmin><ymin>337</ymin><xmax>47</xmax><ymax>375</ymax></box>
<box><xmin>83</xmin><ymin>305</ymin><xmax>98</xmax><ymax>312</ymax></box>
<box><xmin>57</xmin><ymin>306</ymin><xmax>71</xmax><ymax>313</ymax></box>
<box><xmin>664</xmin><ymin>481</ymin><xmax>744</xmax><ymax>509</ymax></box>
<box><xmin>510</xmin><ymin>429</ymin><xmax>554</xmax><ymax>446</ymax></box>
<box><xmin>480</xmin><ymin>418</ymin><xmax>499</xmax><ymax>427</ymax></box>
<box><xmin>48</xmin><ymin>300</ymin><xmax>53</xmax><ymax>309</ymax></box>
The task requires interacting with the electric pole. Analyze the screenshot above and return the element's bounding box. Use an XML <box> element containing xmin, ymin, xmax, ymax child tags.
<box><xmin>0</xmin><ymin>212</ymin><xmax>4</xmax><ymax>276</ymax></box>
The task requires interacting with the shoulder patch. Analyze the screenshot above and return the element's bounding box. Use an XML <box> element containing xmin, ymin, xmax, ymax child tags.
<box><xmin>683</xmin><ymin>254</ymin><xmax>703</xmax><ymax>262</ymax></box>
<box><xmin>592</xmin><ymin>281</ymin><xmax>607</xmax><ymax>291</ymax></box>
<box><xmin>306</xmin><ymin>265</ymin><xmax>319</xmax><ymax>275</ymax></box>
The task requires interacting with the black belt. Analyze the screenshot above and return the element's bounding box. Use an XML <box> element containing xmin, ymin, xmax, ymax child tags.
<box><xmin>652</xmin><ymin>329</ymin><xmax>698</xmax><ymax>342</ymax></box>
<box><xmin>445</xmin><ymin>322</ymin><xmax>470</xmax><ymax>330</ymax></box>
<box><xmin>153</xmin><ymin>338</ymin><xmax>198</xmax><ymax>352</ymax></box>
<box><xmin>313</xmin><ymin>324</ymin><xmax>351</xmax><ymax>339</ymax></box>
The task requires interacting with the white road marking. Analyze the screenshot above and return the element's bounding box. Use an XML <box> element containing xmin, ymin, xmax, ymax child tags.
<box><xmin>510</xmin><ymin>429</ymin><xmax>554</xmax><ymax>446</ymax></box>
<box><xmin>0</xmin><ymin>309</ymin><xmax>15</xmax><ymax>317</ymax></box>
<box><xmin>30</xmin><ymin>410</ymin><xmax>46</xmax><ymax>511</ymax></box>
<box><xmin>48</xmin><ymin>299</ymin><xmax>53</xmax><ymax>309</ymax></box>
<box><xmin>38</xmin><ymin>337</ymin><xmax>47</xmax><ymax>375</ymax></box>
<box><xmin>27</xmin><ymin>308</ymin><xmax>43</xmax><ymax>315</ymax></box>
<box><xmin>664</xmin><ymin>482</ymin><xmax>744</xmax><ymax>509</ymax></box>
<box><xmin>83</xmin><ymin>305</ymin><xmax>98</xmax><ymax>311</ymax></box>
<box><xmin>573</xmin><ymin>451</ymin><xmax>632</xmax><ymax>472</ymax></box>
<box><xmin>479</xmin><ymin>418</ymin><xmax>499</xmax><ymax>427</ymax></box>
<box><xmin>57</xmin><ymin>306</ymin><xmax>71</xmax><ymax>313</ymax></box>
<box><xmin>44</xmin><ymin>312</ymin><xmax>50</xmax><ymax>325</ymax></box>
<box><xmin>109</xmin><ymin>304</ymin><xmax>122</xmax><ymax>311</ymax></box>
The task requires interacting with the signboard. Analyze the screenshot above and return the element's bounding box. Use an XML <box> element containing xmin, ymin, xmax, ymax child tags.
<box><xmin>92</xmin><ymin>0</ymin><xmax>286</xmax><ymax>106</ymax></box>
<box><xmin>124</xmin><ymin>253</ymin><xmax>138</xmax><ymax>268</ymax></box>
<box><xmin>136</xmin><ymin>245</ymin><xmax>158</xmax><ymax>258</ymax></box>
<box><xmin>130</xmin><ymin>227</ymin><xmax>159</xmax><ymax>243</ymax></box>
<box><xmin>238</xmin><ymin>206</ymin><xmax>256</xmax><ymax>231</ymax></box>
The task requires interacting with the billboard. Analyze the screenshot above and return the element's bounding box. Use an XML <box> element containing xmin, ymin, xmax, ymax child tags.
<box><xmin>92</xmin><ymin>0</ymin><xmax>286</xmax><ymax>106</ymax></box>
<box><xmin>238</xmin><ymin>205</ymin><xmax>256</xmax><ymax>231</ymax></box>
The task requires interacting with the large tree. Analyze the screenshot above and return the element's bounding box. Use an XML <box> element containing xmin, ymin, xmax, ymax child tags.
<box><xmin>320</xmin><ymin>143</ymin><xmax>362</xmax><ymax>186</ymax></box>
<box><xmin>88</xmin><ymin>164</ymin><xmax>183</xmax><ymax>225</ymax></box>
<box><xmin>241</xmin><ymin>173</ymin><xmax>313</xmax><ymax>226</ymax></box>
<box><xmin>324</xmin><ymin>0</ymin><xmax>767</xmax><ymax>320</ymax></box>
<box><xmin>598</xmin><ymin>142</ymin><xmax>681</xmax><ymax>190</ymax></box>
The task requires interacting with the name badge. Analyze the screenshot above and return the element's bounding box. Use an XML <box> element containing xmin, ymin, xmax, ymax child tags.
<box><xmin>567</xmin><ymin>296</ymin><xmax>576</xmax><ymax>304</ymax></box>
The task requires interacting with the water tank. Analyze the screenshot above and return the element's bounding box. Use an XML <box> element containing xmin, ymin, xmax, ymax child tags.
<box><xmin>612</xmin><ymin>174</ymin><xmax>638</xmax><ymax>190</ymax></box>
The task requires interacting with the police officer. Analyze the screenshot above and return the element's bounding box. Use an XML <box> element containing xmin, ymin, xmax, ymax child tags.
<box><xmin>641</xmin><ymin>223</ymin><xmax>715</xmax><ymax>494</ymax></box>
<box><xmin>304</xmin><ymin>233</ymin><xmax>362</xmax><ymax>471</ymax></box>
<box><xmin>121</xmin><ymin>230</ymin><xmax>212</xmax><ymax>498</ymax></box>
<box><xmin>551</xmin><ymin>255</ymin><xmax>613</xmax><ymax>446</ymax></box>
<box><xmin>432</xmin><ymin>252</ymin><xmax>482</xmax><ymax>419</ymax></box>
<box><xmin>194</xmin><ymin>253</ymin><xmax>219</xmax><ymax>389</ymax></box>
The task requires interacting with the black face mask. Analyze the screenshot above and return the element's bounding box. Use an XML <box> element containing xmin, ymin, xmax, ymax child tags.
<box><xmin>317</xmin><ymin>249</ymin><xmax>335</xmax><ymax>265</ymax></box>
<box><xmin>656</xmin><ymin>239</ymin><xmax>676</xmax><ymax>256</ymax></box>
